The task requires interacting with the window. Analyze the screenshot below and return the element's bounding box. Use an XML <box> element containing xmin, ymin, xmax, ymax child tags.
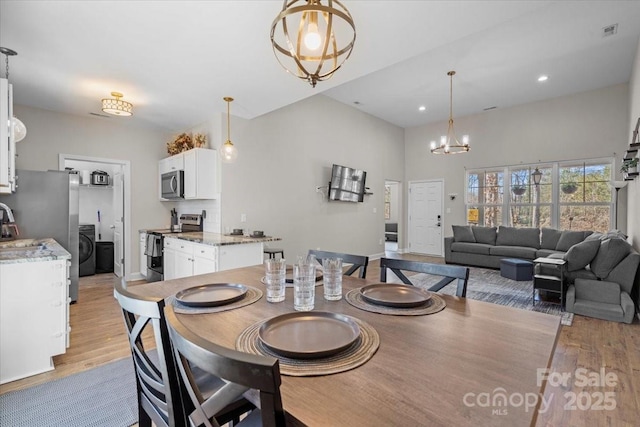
<box><xmin>466</xmin><ymin>159</ymin><xmax>613</xmax><ymax>231</ymax></box>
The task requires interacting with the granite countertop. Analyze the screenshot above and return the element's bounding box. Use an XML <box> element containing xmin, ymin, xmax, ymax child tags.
<box><xmin>0</xmin><ymin>238</ymin><xmax>71</xmax><ymax>264</ymax></box>
<box><xmin>139</xmin><ymin>230</ymin><xmax>281</xmax><ymax>247</ymax></box>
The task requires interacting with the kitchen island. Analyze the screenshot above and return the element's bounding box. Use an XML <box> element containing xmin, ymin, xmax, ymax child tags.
<box><xmin>0</xmin><ymin>238</ymin><xmax>71</xmax><ymax>384</ymax></box>
<box><xmin>140</xmin><ymin>230</ymin><xmax>282</xmax><ymax>280</ymax></box>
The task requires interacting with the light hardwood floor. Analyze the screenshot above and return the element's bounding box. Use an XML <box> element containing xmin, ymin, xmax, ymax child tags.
<box><xmin>1</xmin><ymin>253</ymin><xmax>638</xmax><ymax>427</ymax></box>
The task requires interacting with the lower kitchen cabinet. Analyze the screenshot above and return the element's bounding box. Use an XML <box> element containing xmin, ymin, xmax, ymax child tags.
<box><xmin>139</xmin><ymin>232</ymin><xmax>147</xmax><ymax>278</ymax></box>
<box><xmin>163</xmin><ymin>238</ymin><xmax>263</xmax><ymax>280</ymax></box>
<box><xmin>0</xmin><ymin>258</ymin><xmax>70</xmax><ymax>384</ymax></box>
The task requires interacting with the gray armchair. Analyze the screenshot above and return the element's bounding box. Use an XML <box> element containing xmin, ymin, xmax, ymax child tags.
<box><xmin>566</xmin><ymin>248</ymin><xmax>639</xmax><ymax>324</ymax></box>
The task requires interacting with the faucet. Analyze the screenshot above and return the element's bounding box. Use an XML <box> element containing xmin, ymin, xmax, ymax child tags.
<box><xmin>0</xmin><ymin>202</ymin><xmax>19</xmax><ymax>239</ymax></box>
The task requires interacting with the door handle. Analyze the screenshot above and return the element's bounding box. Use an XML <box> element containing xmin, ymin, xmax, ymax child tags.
<box><xmin>437</xmin><ymin>222</ymin><xmax>441</xmax><ymax>227</ymax></box>
<box><xmin>170</xmin><ymin>175</ymin><xmax>177</xmax><ymax>192</ymax></box>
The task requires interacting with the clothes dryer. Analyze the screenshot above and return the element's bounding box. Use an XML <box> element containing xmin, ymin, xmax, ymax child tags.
<box><xmin>79</xmin><ymin>224</ymin><xmax>96</xmax><ymax>277</ymax></box>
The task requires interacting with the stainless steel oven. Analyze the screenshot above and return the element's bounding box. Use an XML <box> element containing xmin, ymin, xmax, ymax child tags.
<box><xmin>161</xmin><ymin>170</ymin><xmax>184</xmax><ymax>199</ymax></box>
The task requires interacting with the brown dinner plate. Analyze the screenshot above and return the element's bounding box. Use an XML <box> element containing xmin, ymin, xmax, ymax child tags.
<box><xmin>258</xmin><ymin>312</ymin><xmax>360</xmax><ymax>359</ymax></box>
<box><xmin>360</xmin><ymin>284</ymin><xmax>432</xmax><ymax>308</ymax></box>
<box><xmin>175</xmin><ymin>283</ymin><xmax>248</xmax><ymax>307</ymax></box>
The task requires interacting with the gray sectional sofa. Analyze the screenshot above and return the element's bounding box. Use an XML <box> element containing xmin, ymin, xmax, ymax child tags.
<box><xmin>444</xmin><ymin>225</ymin><xmax>640</xmax><ymax>323</ymax></box>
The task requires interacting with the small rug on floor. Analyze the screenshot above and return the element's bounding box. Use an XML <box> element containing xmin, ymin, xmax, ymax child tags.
<box><xmin>0</xmin><ymin>357</ymin><xmax>137</xmax><ymax>427</ymax></box>
<box><xmin>402</xmin><ymin>267</ymin><xmax>574</xmax><ymax>326</ymax></box>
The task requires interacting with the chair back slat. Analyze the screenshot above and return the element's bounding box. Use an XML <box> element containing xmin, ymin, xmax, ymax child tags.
<box><xmin>308</xmin><ymin>249</ymin><xmax>369</xmax><ymax>278</ymax></box>
<box><xmin>379</xmin><ymin>258</ymin><xmax>469</xmax><ymax>297</ymax></box>
<box><xmin>165</xmin><ymin>305</ymin><xmax>287</xmax><ymax>427</ymax></box>
<box><xmin>114</xmin><ymin>281</ymin><xmax>184</xmax><ymax>427</ymax></box>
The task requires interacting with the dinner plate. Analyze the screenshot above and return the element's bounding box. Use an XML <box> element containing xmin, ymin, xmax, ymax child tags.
<box><xmin>258</xmin><ymin>312</ymin><xmax>360</xmax><ymax>359</ymax></box>
<box><xmin>360</xmin><ymin>284</ymin><xmax>432</xmax><ymax>308</ymax></box>
<box><xmin>260</xmin><ymin>277</ymin><xmax>322</xmax><ymax>288</ymax></box>
<box><xmin>175</xmin><ymin>283</ymin><xmax>248</xmax><ymax>307</ymax></box>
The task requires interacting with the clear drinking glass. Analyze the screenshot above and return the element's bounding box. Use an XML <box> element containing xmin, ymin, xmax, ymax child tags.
<box><xmin>322</xmin><ymin>258</ymin><xmax>343</xmax><ymax>301</ymax></box>
<box><xmin>294</xmin><ymin>257</ymin><xmax>316</xmax><ymax>311</ymax></box>
<box><xmin>264</xmin><ymin>258</ymin><xmax>286</xmax><ymax>303</ymax></box>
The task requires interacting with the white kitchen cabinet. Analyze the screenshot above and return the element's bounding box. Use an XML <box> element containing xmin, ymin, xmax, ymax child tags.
<box><xmin>183</xmin><ymin>148</ymin><xmax>217</xmax><ymax>200</ymax></box>
<box><xmin>164</xmin><ymin>237</ymin><xmax>218</xmax><ymax>280</ymax></box>
<box><xmin>0</xmin><ymin>78</ymin><xmax>16</xmax><ymax>194</ymax></box>
<box><xmin>139</xmin><ymin>232</ymin><xmax>147</xmax><ymax>278</ymax></box>
<box><xmin>0</xmin><ymin>258</ymin><xmax>70</xmax><ymax>384</ymax></box>
<box><xmin>218</xmin><ymin>243</ymin><xmax>263</xmax><ymax>271</ymax></box>
<box><xmin>159</xmin><ymin>152</ymin><xmax>184</xmax><ymax>174</ymax></box>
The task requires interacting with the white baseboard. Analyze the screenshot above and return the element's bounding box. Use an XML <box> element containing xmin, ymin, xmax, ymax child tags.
<box><xmin>128</xmin><ymin>272</ymin><xmax>146</xmax><ymax>282</ymax></box>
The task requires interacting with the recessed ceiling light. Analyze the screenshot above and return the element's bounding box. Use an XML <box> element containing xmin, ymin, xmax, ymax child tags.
<box><xmin>537</xmin><ymin>75</ymin><xmax>549</xmax><ymax>82</ymax></box>
<box><xmin>418</xmin><ymin>105</ymin><xmax>426</xmax><ymax>112</ymax></box>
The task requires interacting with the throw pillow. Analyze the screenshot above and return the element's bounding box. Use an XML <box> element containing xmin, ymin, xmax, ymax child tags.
<box><xmin>541</xmin><ymin>228</ymin><xmax>562</xmax><ymax>249</ymax></box>
<box><xmin>471</xmin><ymin>226</ymin><xmax>497</xmax><ymax>245</ymax></box>
<box><xmin>556</xmin><ymin>230</ymin><xmax>587</xmax><ymax>252</ymax></box>
<box><xmin>589</xmin><ymin>238</ymin><xmax>632</xmax><ymax>279</ymax></box>
<box><xmin>584</xmin><ymin>232</ymin><xmax>603</xmax><ymax>242</ymax></box>
<box><xmin>563</xmin><ymin>239</ymin><xmax>600</xmax><ymax>272</ymax></box>
<box><xmin>452</xmin><ymin>225</ymin><xmax>476</xmax><ymax>243</ymax></box>
<box><xmin>496</xmin><ymin>226</ymin><xmax>540</xmax><ymax>248</ymax></box>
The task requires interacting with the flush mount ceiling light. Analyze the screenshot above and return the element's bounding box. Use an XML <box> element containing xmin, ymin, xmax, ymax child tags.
<box><xmin>270</xmin><ymin>0</ymin><xmax>356</xmax><ymax>88</ymax></box>
<box><xmin>537</xmin><ymin>75</ymin><xmax>549</xmax><ymax>82</ymax></box>
<box><xmin>221</xmin><ymin>96</ymin><xmax>238</xmax><ymax>164</ymax></box>
<box><xmin>430</xmin><ymin>71</ymin><xmax>469</xmax><ymax>155</ymax></box>
<box><xmin>101</xmin><ymin>91</ymin><xmax>133</xmax><ymax>116</ymax></box>
<box><xmin>0</xmin><ymin>46</ymin><xmax>27</xmax><ymax>142</ymax></box>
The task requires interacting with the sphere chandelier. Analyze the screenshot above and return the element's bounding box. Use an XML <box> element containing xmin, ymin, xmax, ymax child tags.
<box><xmin>270</xmin><ymin>0</ymin><xmax>356</xmax><ymax>88</ymax></box>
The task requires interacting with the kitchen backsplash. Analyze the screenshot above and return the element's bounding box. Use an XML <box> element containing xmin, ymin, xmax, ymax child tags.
<box><xmin>174</xmin><ymin>199</ymin><xmax>221</xmax><ymax>233</ymax></box>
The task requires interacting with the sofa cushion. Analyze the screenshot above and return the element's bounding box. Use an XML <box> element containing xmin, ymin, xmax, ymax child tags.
<box><xmin>563</xmin><ymin>239</ymin><xmax>600</xmax><ymax>272</ymax></box>
<box><xmin>574</xmin><ymin>278</ymin><xmax>620</xmax><ymax>304</ymax></box>
<box><xmin>489</xmin><ymin>245</ymin><xmax>538</xmax><ymax>259</ymax></box>
<box><xmin>452</xmin><ymin>225</ymin><xmax>476</xmax><ymax>243</ymax></box>
<box><xmin>471</xmin><ymin>226</ymin><xmax>497</xmax><ymax>245</ymax></box>
<box><xmin>496</xmin><ymin>226</ymin><xmax>540</xmax><ymax>249</ymax></box>
<box><xmin>450</xmin><ymin>242</ymin><xmax>493</xmax><ymax>255</ymax></box>
<box><xmin>555</xmin><ymin>230</ymin><xmax>587</xmax><ymax>251</ymax></box>
<box><xmin>565</xmin><ymin>268</ymin><xmax>597</xmax><ymax>283</ymax></box>
<box><xmin>536</xmin><ymin>249</ymin><xmax>564</xmax><ymax>258</ymax></box>
<box><xmin>541</xmin><ymin>228</ymin><xmax>563</xmax><ymax>250</ymax></box>
<box><xmin>590</xmin><ymin>238</ymin><xmax>632</xmax><ymax>279</ymax></box>
<box><xmin>584</xmin><ymin>232</ymin><xmax>603</xmax><ymax>241</ymax></box>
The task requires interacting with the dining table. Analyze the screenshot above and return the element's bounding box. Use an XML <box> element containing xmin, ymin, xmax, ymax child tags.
<box><xmin>130</xmin><ymin>264</ymin><xmax>561</xmax><ymax>427</ymax></box>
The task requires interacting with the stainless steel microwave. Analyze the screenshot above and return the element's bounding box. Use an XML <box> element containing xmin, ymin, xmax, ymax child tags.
<box><xmin>161</xmin><ymin>170</ymin><xmax>184</xmax><ymax>199</ymax></box>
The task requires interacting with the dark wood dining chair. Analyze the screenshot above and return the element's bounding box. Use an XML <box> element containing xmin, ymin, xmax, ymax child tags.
<box><xmin>165</xmin><ymin>305</ymin><xmax>287</xmax><ymax>427</ymax></box>
<box><xmin>379</xmin><ymin>257</ymin><xmax>469</xmax><ymax>297</ymax></box>
<box><xmin>308</xmin><ymin>249</ymin><xmax>370</xmax><ymax>278</ymax></box>
<box><xmin>114</xmin><ymin>281</ymin><xmax>253</xmax><ymax>427</ymax></box>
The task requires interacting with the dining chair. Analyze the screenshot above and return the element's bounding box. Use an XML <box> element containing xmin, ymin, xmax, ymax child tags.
<box><xmin>164</xmin><ymin>305</ymin><xmax>287</xmax><ymax>427</ymax></box>
<box><xmin>379</xmin><ymin>257</ymin><xmax>469</xmax><ymax>297</ymax></box>
<box><xmin>114</xmin><ymin>281</ymin><xmax>253</xmax><ymax>427</ymax></box>
<box><xmin>308</xmin><ymin>249</ymin><xmax>370</xmax><ymax>278</ymax></box>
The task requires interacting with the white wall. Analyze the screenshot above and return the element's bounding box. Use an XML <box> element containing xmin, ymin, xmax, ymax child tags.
<box><xmin>11</xmin><ymin>105</ymin><xmax>172</xmax><ymax>276</ymax></box>
<box><xmin>627</xmin><ymin>37</ymin><xmax>640</xmax><ymax>252</ymax></box>
<box><xmin>220</xmin><ymin>94</ymin><xmax>405</xmax><ymax>260</ymax></box>
<box><xmin>405</xmin><ymin>83</ymin><xmax>630</xmax><ymax>242</ymax></box>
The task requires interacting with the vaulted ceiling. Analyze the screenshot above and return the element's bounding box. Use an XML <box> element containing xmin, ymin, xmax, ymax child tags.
<box><xmin>1</xmin><ymin>1</ymin><xmax>639</xmax><ymax>131</ymax></box>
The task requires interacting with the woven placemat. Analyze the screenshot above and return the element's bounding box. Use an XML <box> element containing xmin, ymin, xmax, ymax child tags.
<box><xmin>236</xmin><ymin>316</ymin><xmax>379</xmax><ymax>377</ymax></box>
<box><xmin>345</xmin><ymin>288</ymin><xmax>446</xmax><ymax>316</ymax></box>
<box><xmin>167</xmin><ymin>286</ymin><xmax>263</xmax><ymax>314</ymax></box>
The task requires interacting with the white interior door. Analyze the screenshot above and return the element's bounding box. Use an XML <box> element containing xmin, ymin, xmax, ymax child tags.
<box><xmin>112</xmin><ymin>172</ymin><xmax>124</xmax><ymax>277</ymax></box>
<box><xmin>408</xmin><ymin>180</ymin><xmax>443</xmax><ymax>256</ymax></box>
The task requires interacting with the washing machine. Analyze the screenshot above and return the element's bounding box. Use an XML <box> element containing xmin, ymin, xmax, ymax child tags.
<box><xmin>79</xmin><ymin>224</ymin><xmax>96</xmax><ymax>277</ymax></box>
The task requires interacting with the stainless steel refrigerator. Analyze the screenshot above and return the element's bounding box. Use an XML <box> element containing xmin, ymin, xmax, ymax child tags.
<box><xmin>0</xmin><ymin>170</ymin><xmax>80</xmax><ymax>301</ymax></box>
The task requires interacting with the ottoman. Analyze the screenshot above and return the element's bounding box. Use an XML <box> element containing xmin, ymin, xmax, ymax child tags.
<box><xmin>500</xmin><ymin>258</ymin><xmax>533</xmax><ymax>281</ymax></box>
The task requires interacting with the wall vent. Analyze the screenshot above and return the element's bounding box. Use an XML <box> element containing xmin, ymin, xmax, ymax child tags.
<box><xmin>602</xmin><ymin>24</ymin><xmax>618</xmax><ymax>37</ymax></box>
<box><xmin>483</xmin><ymin>106</ymin><xmax>497</xmax><ymax>111</ymax></box>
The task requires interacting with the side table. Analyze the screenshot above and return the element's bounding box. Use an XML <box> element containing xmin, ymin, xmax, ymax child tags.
<box><xmin>533</xmin><ymin>257</ymin><xmax>567</xmax><ymax>309</ymax></box>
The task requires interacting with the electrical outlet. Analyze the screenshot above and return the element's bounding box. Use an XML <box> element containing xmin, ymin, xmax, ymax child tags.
<box><xmin>240</xmin><ymin>213</ymin><xmax>246</xmax><ymax>223</ymax></box>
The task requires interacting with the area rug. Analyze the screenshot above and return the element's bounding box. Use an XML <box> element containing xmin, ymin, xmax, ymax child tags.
<box><xmin>0</xmin><ymin>357</ymin><xmax>138</xmax><ymax>427</ymax></box>
<box><xmin>393</xmin><ymin>267</ymin><xmax>574</xmax><ymax>326</ymax></box>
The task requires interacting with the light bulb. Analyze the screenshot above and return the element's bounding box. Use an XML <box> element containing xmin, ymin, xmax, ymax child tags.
<box><xmin>430</xmin><ymin>141</ymin><xmax>436</xmax><ymax>150</ymax></box>
<box><xmin>221</xmin><ymin>141</ymin><xmax>238</xmax><ymax>163</ymax></box>
<box><xmin>440</xmin><ymin>136</ymin><xmax>446</xmax><ymax>147</ymax></box>
<box><xmin>462</xmin><ymin>135</ymin><xmax>469</xmax><ymax>145</ymax></box>
<box><xmin>12</xmin><ymin>116</ymin><xmax>27</xmax><ymax>142</ymax></box>
<box><xmin>303</xmin><ymin>13</ymin><xmax>322</xmax><ymax>50</ymax></box>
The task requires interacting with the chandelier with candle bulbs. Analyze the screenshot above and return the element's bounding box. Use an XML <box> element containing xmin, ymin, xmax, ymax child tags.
<box><xmin>430</xmin><ymin>71</ymin><xmax>470</xmax><ymax>154</ymax></box>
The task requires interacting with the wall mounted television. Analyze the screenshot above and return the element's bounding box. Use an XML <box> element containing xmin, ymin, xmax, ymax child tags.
<box><xmin>328</xmin><ymin>164</ymin><xmax>367</xmax><ymax>202</ymax></box>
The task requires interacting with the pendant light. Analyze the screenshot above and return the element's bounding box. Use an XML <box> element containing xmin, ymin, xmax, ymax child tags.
<box><xmin>221</xmin><ymin>97</ymin><xmax>238</xmax><ymax>163</ymax></box>
<box><xmin>101</xmin><ymin>91</ymin><xmax>133</xmax><ymax>116</ymax></box>
<box><xmin>430</xmin><ymin>71</ymin><xmax>470</xmax><ymax>154</ymax></box>
<box><xmin>0</xmin><ymin>47</ymin><xmax>27</xmax><ymax>142</ymax></box>
<box><xmin>270</xmin><ymin>0</ymin><xmax>356</xmax><ymax>88</ymax></box>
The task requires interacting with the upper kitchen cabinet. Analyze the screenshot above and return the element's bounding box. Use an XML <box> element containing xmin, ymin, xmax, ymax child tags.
<box><xmin>159</xmin><ymin>148</ymin><xmax>217</xmax><ymax>201</ymax></box>
<box><xmin>183</xmin><ymin>148</ymin><xmax>217</xmax><ymax>199</ymax></box>
<box><xmin>0</xmin><ymin>78</ymin><xmax>16</xmax><ymax>194</ymax></box>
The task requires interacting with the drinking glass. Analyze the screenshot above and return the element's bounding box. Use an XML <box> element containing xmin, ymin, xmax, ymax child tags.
<box><xmin>294</xmin><ymin>257</ymin><xmax>316</xmax><ymax>311</ymax></box>
<box><xmin>264</xmin><ymin>258</ymin><xmax>286</xmax><ymax>303</ymax></box>
<box><xmin>322</xmin><ymin>258</ymin><xmax>343</xmax><ymax>301</ymax></box>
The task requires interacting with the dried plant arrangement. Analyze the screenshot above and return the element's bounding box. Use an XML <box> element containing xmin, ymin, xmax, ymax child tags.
<box><xmin>167</xmin><ymin>133</ymin><xmax>193</xmax><ymax>155</ymax></box>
